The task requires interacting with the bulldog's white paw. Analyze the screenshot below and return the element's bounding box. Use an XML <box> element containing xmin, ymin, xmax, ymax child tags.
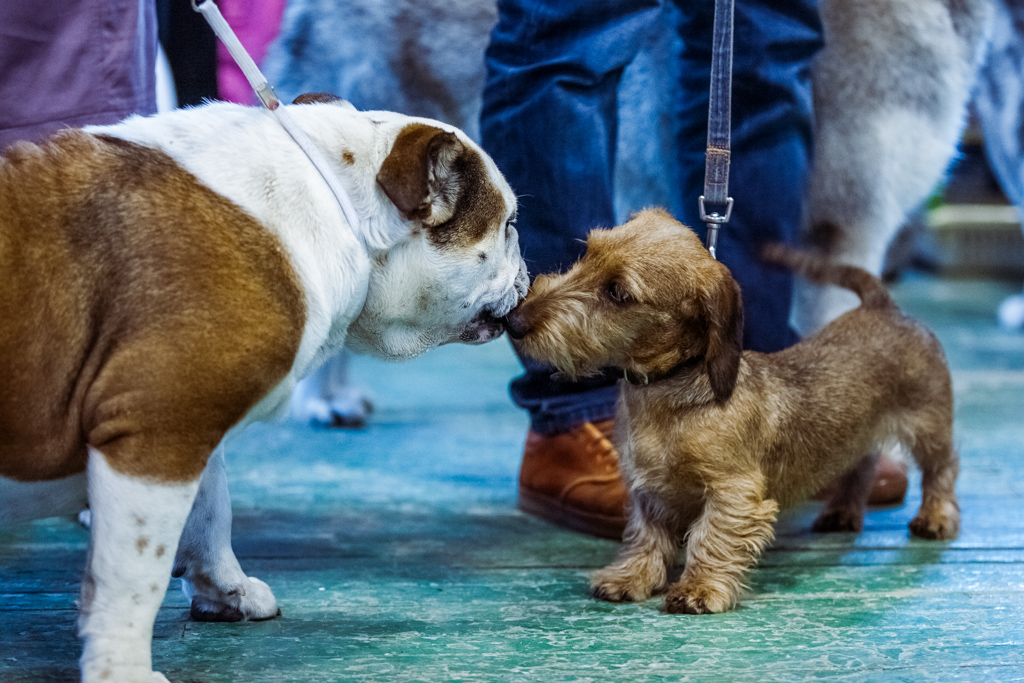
<box><xmin>81</xmin><ymin>662</ymin><xmax>169</xmax><ymax>683</ymax></box>
<box><xmin>237</xmin><ymin>576</ymin><xmax>279</xmax><ymax>620</ymax></box>
<box><xmin>187</xmin><ymin>575</ymin><xmax>279</xmax><ymax>622</ymax></box>
<box><xmin>325</xmin><ymin>386</ymin><xmax>374</xmax><ymax>428</ymax></box>
<box><xmin>292</xmin><ymin>389</ymin><xmax>373</xmax><ymax>428</ymax></box>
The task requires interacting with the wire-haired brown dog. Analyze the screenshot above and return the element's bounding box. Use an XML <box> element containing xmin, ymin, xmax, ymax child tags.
<box><xmin>504</xmin><ymin>209</ymin><xmax>959</xmax><ymax>614</ymax></box>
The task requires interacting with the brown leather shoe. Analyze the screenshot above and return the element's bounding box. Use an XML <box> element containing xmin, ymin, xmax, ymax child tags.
<box><xmin>867</xmin><ymin>452</ymin><xmax>909</xmax><ymax>505</ymax></box>
<box><xmin>814</xmin><ymin>451</ymin><xmax>909</xmax><ymax>505</ymax></box>
<box><xmin>517</xmin><ymin>419</ymin><xmax>627</xmax><ymax>540</ymax></box>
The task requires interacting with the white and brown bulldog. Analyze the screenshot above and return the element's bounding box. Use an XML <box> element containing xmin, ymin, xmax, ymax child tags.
<box><xmin>0</xmin><ymin>95</ymin><xmax>526</xmax><ymax>682</ymax></box>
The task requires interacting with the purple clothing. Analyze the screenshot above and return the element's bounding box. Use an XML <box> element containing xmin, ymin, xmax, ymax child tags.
<box><xmin>0</xmin><ymin>0</ymin><xmax>158</xmax><ymax>150</ymax></box>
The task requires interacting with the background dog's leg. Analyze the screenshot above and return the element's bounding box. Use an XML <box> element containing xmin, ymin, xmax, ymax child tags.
<box><xmin>78</xmin><ymin>447</ymin><xmax>199</xmax><ymax>683</ymax></box>
<box><xmin>665</xmin><ymin>478</ymin><xmax>778</xmax><ymax>615</ymax></box>
<box><xmin>289</xmin><ymin>352</ymin><xmax>374</xmax><ymax>428</ymax></box>
<box><xmin>172</xmin><ymin>447</ymin><xmax>279</xmax><ymax>622</ymax></box>
<box><xmin>908</xmin><ymin>430</ymin><xmax>961</xmax><ymax>540</ymax></box>
<box><xmin>975</xmin><ymin>0</ymin><xmax>1024</xmax><ymax>331</ymax></box>
<box><xmin>322</xmin><ymin>350</ymin><xmax>374</xmax><ymax>427</ymax></box>
<box><xmin>590</xmin><ymin>492</ymin><xmax>677</xmax><ymax>603</ymax></box>
<box><xmin>812</xmin><ymin>452</ymin><xmax>879</xmax><ymax>533</ymax></box>
<box><xmin>793</xmin><ymin>0</ymin><xmax>993</xmax><ymax>337</ymax></box>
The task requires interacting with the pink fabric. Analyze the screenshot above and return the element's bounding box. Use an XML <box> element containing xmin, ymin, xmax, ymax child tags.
<box><xmin>215</xmin><ymin>0</ymin><xmax>287</xmax><ymax>105</ymax></box>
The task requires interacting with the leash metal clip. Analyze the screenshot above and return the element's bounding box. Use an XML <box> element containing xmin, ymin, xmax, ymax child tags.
<box><xmin>699</xmin><ymin>195</ymin><xmax>733</xmax><ymax>260</ymax></box>
<box><xmin>699</xmin><ymin>195</ymin><xmax>733</xmax><ymax>224</ymax></box>
<box><xmin>254</xmin><ymin>83</ymin><xmax>281</xmax><ymax>111</ymax></box>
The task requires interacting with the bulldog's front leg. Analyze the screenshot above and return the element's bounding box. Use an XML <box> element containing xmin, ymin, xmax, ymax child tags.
<box><xmin>78</xmin><ymin>447</ymin><xmax>200</xmax><ymax>683</ymax></box>
<box><xmin>172</xmin><ymin>447</ymin><xmax>279</xmax><ymax>622</ymax></box>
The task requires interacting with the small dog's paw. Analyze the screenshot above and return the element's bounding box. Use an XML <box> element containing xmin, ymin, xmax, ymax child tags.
<box><xmin>664</xmin><ymin>582</ymin><xmax>732</xmax><ymax>615</ymax></box>
<box><xmin>590</xmin><ymin>568</ymin><xmax>653</xmax><ymax>603</ymax></box>
<box><xmin>664</xmin><ymin>593</ymin><xmax>710</xmax><ymax>615</ymax></box>
<box><xmin>590</xmin><ymin>581</ymin><xmax>650</xmax><ymax>603</ymax></box>
<box><xmin>812</xmin><ymin>506</ymin><xmax>864</xmax><ymax>533</ymax></box>
<box><xmin>909</xmin><ymin>506</ymin><xmax>960</xmax><ymax>540</ymax></box>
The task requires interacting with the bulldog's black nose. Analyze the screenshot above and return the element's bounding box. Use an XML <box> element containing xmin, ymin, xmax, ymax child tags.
<box><xmin>503</xmin><ymin>308</ymin><xmax>531</xmax><ymax>340</ymax></box>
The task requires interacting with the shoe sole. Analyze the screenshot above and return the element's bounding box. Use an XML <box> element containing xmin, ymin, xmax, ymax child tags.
<box><xmin>867</xmin><ymin>473</ymin><xmax>908</xmax><ymax>506</ymax></box>
<box><xmin>517</xmin><ymin>488</ymin><xmax>625</xmax><ymax>541</ymax></box>
<box><xmin>812</xmin><ymin>461</ymin><xmax>909</xmax><ymax>506</ymax></box>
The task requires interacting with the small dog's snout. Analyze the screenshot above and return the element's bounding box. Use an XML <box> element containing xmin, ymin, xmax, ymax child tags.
<box><xmin>503</xmin><ymin>308</ymin><xmax>531</xmax><ymax>339</ymax></box>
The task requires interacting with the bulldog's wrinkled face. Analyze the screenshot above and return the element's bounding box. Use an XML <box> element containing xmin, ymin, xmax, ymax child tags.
<box><xmin>345</xmin><ymin>116</ymin><xmax>528</xmax><ymax>360</ymax></box>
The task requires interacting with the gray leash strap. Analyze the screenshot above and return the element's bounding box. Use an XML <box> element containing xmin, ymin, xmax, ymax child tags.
<box><xmin>699</xmin><ymin>0</ymin><xmax>735</xmax><ymax>260</ymax></box>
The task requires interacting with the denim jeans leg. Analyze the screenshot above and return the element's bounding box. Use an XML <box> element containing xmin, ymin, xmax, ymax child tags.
<box><xmin>674</xmin><ymin>0</ymin><xmax>823</xmax><ymax>353</ymax></box>
<box><xmin>481</xmin><ymin>0</ymin><xmax>662</xmax><ymax>435</ymax></box>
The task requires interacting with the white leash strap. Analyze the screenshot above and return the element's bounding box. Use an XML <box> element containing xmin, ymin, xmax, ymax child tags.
<box><xmin>191</xmin><ymin>0</ymin><xmax>364</xmax><ymax>247</ymax></box>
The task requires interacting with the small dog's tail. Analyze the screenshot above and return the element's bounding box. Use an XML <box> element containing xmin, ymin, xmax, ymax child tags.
<box><xmin>762</xmin><ymin>244</ymin><xmax>893</xmax><ymax>310</ymax></box>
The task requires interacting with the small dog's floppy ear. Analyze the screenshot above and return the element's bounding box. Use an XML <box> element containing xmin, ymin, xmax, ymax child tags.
<box><xmin>703</xmin><ymin>271</ymin><xmax>744</xmax><ymax>402</ymax></box>
<box><xmin>376</xmin><ymin>123</ymin><xmax>464</xmax><ymax>226</ymax></box>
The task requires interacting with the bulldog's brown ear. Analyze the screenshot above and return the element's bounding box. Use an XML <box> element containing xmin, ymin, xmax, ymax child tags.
<box><xmin>292</xmin><ymin>92</ymin><xmax>342</xmax><ymax>104</ymax></box>
<box><xmin>703</xmin><ymin>270</ymin><xmax>744</xmax><ymax>403</ymax></box>
<box><xmin>376</xmin><ymin>123</ymin><xmax>463</xmax><ymax>225</ymax></box>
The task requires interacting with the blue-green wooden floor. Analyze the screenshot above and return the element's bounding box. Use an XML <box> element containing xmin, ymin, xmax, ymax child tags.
<box><xmin>3</xmin><ymin>274</ymin><xmax>1024</xmax><ymax>682</ymax></box>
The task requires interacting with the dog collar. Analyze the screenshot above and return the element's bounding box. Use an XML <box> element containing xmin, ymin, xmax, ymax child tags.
<box><xmin>193</xmin><ymin>0</ymin><xmax>366</xmax><ymax>250</ymax></box>
<box><xmin>623</xmin><ymin>356</ymin><xmax>702</xmax><ymax>387</ymax></box>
